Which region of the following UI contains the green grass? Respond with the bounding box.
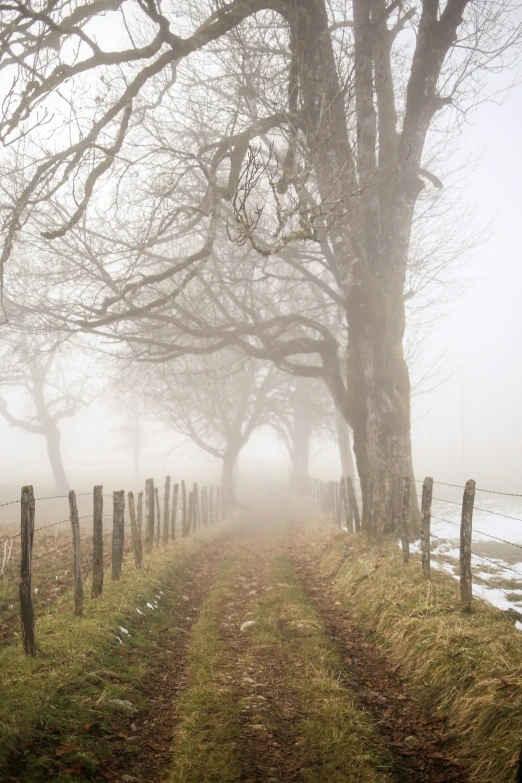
[168,526,394,782]
[169,557,245,783]
[250,554,394,783]
[304,522,522,783]
[0,524,234,782]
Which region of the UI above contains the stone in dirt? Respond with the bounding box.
[240,620,258,631]
[106,699,137,713]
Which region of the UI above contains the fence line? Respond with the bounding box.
[308,473,522,617]
[0,477,225,656]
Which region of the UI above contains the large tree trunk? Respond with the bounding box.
[44,425,70,494]
[347,271,414,534]
[290,0,420,535]
[221,448,239,510]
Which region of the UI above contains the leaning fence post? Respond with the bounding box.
[460,479,475,613]
[163,475,171,545]
[209,486,214,524]
[68,490,84,616]
[112,490,125,580]
[421,477,433,579]
[19,485,37,656]
[128,492,142,569]
[171,483,179,539]
[92,485,104,598]
[145,479,154,552]
[216,486,222,522]
[401,476,411,564]
[181,480,187,536]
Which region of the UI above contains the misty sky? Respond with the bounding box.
[1,67,521,493]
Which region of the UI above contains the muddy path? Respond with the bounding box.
[2,514,475,783]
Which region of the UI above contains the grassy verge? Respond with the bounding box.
[0,524,233,782]
[304,522,522,782]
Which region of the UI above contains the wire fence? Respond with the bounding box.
[311,473,522,622]
[0,478,224,655]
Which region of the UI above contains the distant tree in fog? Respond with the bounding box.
[0,331,94,492]
[131,354,285,507]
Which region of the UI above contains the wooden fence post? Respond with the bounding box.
[401,476,411,564]
[171,483,179,539]
[112,490,125,580]
[460,479,475,613]
[163,475,171,545]
[193,483,199,533]
[346,478,360,532]
[154,487,161,546]
[216,486,221,522]
[181,480,187,536]
[145,479,154,552]
[204,487,209,526]
[137,491,143,533]
[209,486,214,524]
[19,485,37,656]
[92,485,104,598]
[421,477,433,579]
[187,491,194,534]
[128,491,142,568]
[68,490,84,616]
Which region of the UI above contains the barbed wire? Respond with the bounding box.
[0,499,21,507]
[433,497,522,524]
[414,479,522,497]
[430,553,516,599]
[472,572,514,598]
[475,487,522,498]
[471,551,522,580]
[431,515,522,552]
[34,492,92,502]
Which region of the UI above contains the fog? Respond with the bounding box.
[2,82,521,493]
[1,2,521,505]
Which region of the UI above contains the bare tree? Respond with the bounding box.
[129,353,285,507]
[1,1,520,531]
[0,333,92,492]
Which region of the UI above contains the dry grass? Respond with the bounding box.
[303,522,522,783]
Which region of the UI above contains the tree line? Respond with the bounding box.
[0,0,519,528]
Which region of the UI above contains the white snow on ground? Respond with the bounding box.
[410,488,522,621]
